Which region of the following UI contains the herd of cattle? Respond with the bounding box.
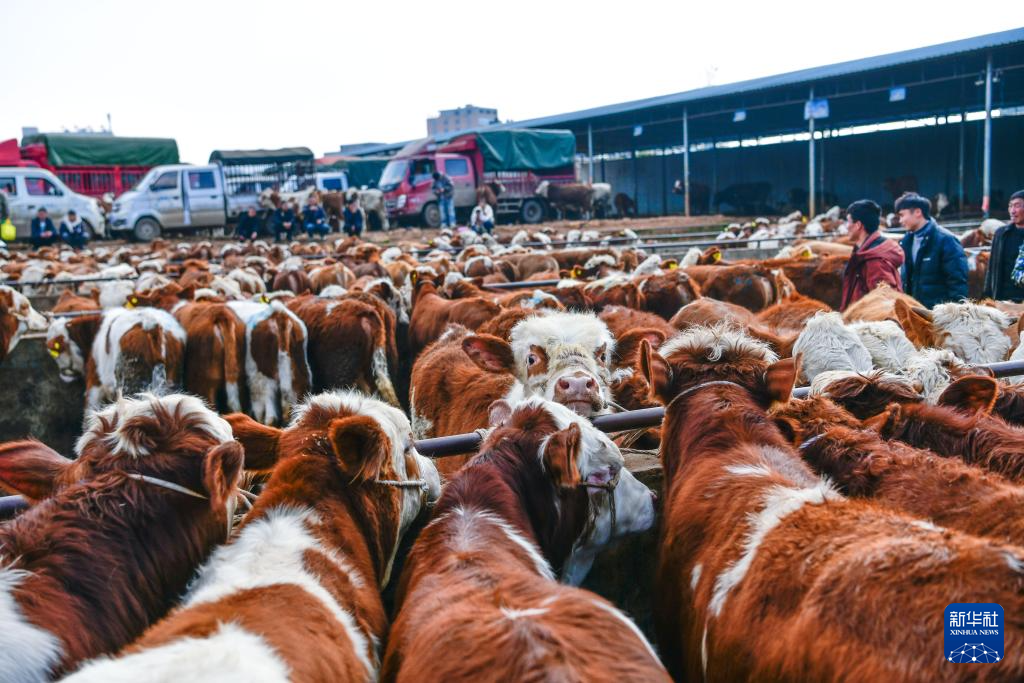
[0,218,1022,680]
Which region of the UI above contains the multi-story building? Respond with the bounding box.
[427,105,498,136]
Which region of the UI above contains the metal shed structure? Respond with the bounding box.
[357,29,1024,219]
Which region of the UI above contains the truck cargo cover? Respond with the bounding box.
[21,134,179,167]
[473,129,575,171]
[210,147,314,165]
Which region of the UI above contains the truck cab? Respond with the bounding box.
[381,153,476,228]
[108,164,228,241]
[0,167,106,239]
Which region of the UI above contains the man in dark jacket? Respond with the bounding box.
[840,199,904,310]
[273,205,296,243]
[30,208,58,249]
[303,197,329,240]
[237,207,263,242]
[342,196,364,238]
[897,192,968,308]
[983,190,1024,302]
[432,171,455,228]
[58,210,89,250]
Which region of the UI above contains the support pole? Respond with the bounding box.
[808,86,816,219]
[587,124,594,185]
[982,52,993,217]
[683,107,691,217]
[958,106,966,215]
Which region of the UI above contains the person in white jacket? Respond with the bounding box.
[470,197,495,235]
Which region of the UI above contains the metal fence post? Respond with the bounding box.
[683,107,691,217]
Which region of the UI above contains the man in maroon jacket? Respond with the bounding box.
[840,199,905,311]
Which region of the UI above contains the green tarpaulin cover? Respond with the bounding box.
[21,134,179,167]
[210,147,314,165]
[475,129,575,171]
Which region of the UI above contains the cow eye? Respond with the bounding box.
[527,354,539,366]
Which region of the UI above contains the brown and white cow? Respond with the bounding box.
[655,379,1024,681]
[0,285,48,363]
[797,423,1024,547]
[227,300,312,426]
[288,293,400,406]
[408,280,501,357]
[411,310,616,438]
[131,286,247,413]
[0,393,247,679]
[535,180,594,218]
[64,390,440,682]
[46,307,186,411]
[383,397,663,682]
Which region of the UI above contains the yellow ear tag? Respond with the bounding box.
[712,252,722,262]
[49,348,60,358]
[667,262,678,270]
[261,294,269,303]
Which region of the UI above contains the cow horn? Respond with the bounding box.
[911,306,933,321]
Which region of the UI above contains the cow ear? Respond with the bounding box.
[772,416,800,445]
[328,415,390,484]
[937,376,999,415]
[765,356,799,407]
[893,299,932,347]
[224,413,281,471]
[638,339,672,403]
[202,441,245,513]
[487,399,513,428]
[0,440,73,502]
[862,404,902,438]
[463,334,515,373]
[543,423,582,489]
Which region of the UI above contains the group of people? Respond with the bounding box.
[840,189,1024,310]
[431,171,496,235]
[236,194,367,243]
[30,207,88,250]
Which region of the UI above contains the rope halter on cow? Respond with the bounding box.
[123,472,254,538]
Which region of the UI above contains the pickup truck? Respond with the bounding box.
[108,147,315,241]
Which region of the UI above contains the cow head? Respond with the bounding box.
[46,314,100,382]
[226,390,441,586]
[463,311,616,417]
[485,397,656,585]
[0,394,244,528]
[639,323,797,409]
[808,370,923,420]
[129,281,195,311]
[0,285,48,354]
[534,180,550,198]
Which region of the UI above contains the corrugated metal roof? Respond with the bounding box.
[356,28,1024,155]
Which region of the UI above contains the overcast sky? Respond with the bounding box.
[2,1,1013,163]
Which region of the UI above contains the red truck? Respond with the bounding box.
[379,129,577,228]
[15,134,179,199]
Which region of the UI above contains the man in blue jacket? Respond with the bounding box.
[59,209,89,249]
[897,192,968,308]
[302,196,329,240]
[30,208,58,249]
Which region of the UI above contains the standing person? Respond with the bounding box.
[237,207,262,242]
[342,195,364,238]
[470,196,494,235]
[432,171,455,228]
[303,195,329,240]
[30,207,58,249]
[983,190,1024,302]
[273,203,296,243]
[897,192,968,308]
[58,209,89,250]
[839,199,904,310]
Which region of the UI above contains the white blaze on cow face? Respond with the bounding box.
[508,311,615,417]
[931,302,1014,365]
[521,398,656,585]
[46,317,86,382]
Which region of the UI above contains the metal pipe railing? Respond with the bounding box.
[3,358,1024,521]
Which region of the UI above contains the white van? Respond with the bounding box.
[0,167,106,239]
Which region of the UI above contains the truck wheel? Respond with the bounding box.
[133,218,161,242]
[520,198,545,224]
[422,202,442,229]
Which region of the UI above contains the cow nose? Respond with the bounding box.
[557,377,596,393]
